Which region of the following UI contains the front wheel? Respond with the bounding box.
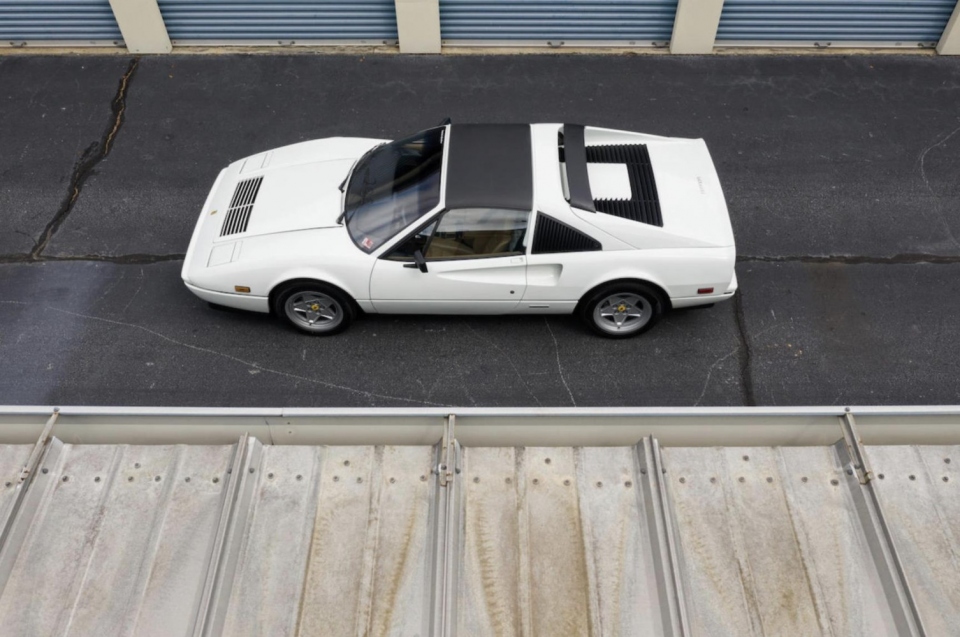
[579,283,663,338]
[273,282,355,336]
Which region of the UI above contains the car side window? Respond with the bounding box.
[387,220,438,260]
[424,208,529,260]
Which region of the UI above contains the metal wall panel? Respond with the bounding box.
[0,445,31,531]
[457,446,666,635]
[716,0,957,45]
[0,444,235,637]
[0,0,122,43]
[156,0,398,43]
[868,445,960,636]
[662,446,902,636]
[439,0,680,44]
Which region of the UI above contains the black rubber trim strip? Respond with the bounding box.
[445,124,533,211]
[561,124,595,213]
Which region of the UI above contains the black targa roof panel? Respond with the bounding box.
[445,124,533,211]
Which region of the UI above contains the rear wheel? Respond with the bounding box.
[273,282,355,336]
[579,282,663,338]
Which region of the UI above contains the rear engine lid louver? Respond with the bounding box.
[586,144,663,227]
[220,176,263,237]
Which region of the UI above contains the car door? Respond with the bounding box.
[369,207,529,314]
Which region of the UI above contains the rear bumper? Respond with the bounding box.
[185,282,270,313]
[671,270,737,309]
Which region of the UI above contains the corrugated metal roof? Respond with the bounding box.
[0,407,958,635]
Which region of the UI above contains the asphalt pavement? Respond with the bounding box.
[1,53,958,407]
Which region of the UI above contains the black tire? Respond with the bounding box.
[272,281,355,336]
[578,282,664,339]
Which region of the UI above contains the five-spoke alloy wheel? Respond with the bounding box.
[579,282,663,338]
[273,282,355,335]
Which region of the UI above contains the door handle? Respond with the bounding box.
[510,257,524,264]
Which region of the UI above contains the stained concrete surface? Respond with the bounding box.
[1,53,958,406]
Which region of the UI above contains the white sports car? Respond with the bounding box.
[182,123,736,338]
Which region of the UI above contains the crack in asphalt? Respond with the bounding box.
[738,254,960,265]
[733,291,756,407]
[0,253,185,265]
[29,57,139,260]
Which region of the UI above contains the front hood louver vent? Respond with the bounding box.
[220,176,263,237]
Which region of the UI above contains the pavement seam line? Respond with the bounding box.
[29,57,140,260]
[738,254,960,265]
[733,291,756,407]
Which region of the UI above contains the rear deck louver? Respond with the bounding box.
[220,176,263,237]
[586,144,663,227]
[532,214,601,254]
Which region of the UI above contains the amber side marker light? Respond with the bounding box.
[235,286,251,293]
[697,287,714,295]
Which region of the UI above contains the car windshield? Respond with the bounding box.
[344,127,444,253]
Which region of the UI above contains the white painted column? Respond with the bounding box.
[669,0,725,55]
[937,1,960,55]
[394,0,442,53]
[109,0,172,54]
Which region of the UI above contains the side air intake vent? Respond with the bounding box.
[586,144,662,227]
[220,176,263,237]
[532,214,602,254]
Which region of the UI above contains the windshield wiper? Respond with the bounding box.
[337,143,384,225]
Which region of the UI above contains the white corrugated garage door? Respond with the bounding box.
[0,0,123,46]
[439,0,680,46]
[716,0,958,47]
[156,0,398,45]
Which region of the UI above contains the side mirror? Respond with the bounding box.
[413,249,428,273]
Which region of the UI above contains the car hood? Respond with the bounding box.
[213,137,384,241]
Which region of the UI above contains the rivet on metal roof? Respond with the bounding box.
[909,475,916,481]
[766,477,773,483]
[473,477,480,483]
[679,477,686,484]
[333,476,340,482]
[296,475,303,481]
[624,481,632,488]
[831,479,839,486]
